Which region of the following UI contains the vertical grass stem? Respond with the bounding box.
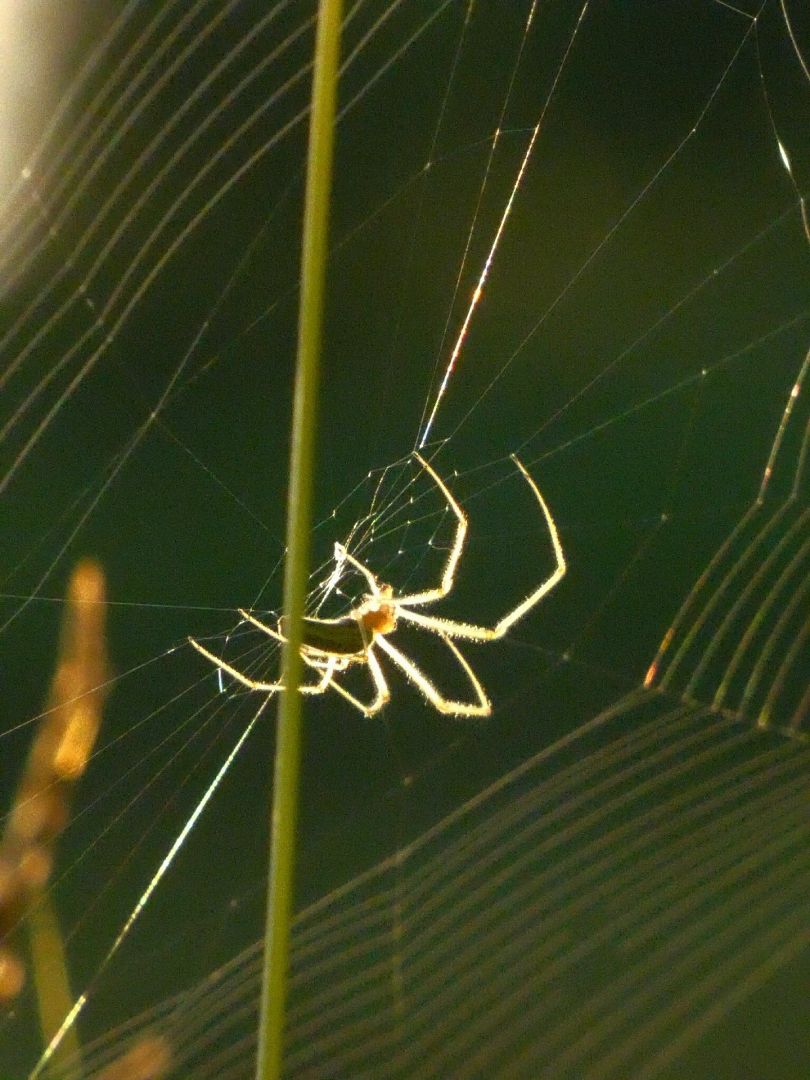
[255,2,343,1078]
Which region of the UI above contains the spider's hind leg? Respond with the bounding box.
[188,637,337,694]
[375,634,491,718]
[327,646,391,716]
[238,608,284,641]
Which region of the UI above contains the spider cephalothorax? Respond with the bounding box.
[190,453,565,717]
[355,584,397,640]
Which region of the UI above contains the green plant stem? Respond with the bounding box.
[255,2,343,1078]
[28,894,82,1080]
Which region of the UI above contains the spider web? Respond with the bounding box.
[1,0,809,1077]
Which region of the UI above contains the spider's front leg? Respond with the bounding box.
[390,453,468,608]
[395,456,566,641]
[238,607,284,641]
[188,636,339,694]
[334,543,383,596]
[326,645,391,717]
[375,634,491,718]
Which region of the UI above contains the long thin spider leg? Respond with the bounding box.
[335,544,382,595]
[327,646,390,716]
[240,604,360,666]
[188,638,337,694]
[190,455,563,716]
[390,452,468,608]
[336,454,468,610]
[395,455,565,638]
[366,648,392,712]
[238,608,284,641]
[375,634,491,718]
[340,454,470,610]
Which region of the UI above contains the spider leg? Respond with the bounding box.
[238,608,284,641]
[394,456,565,640]
[336,455,469,609]
[389,452,468,608]
[326,645,391,716]
[188,637,337,694]
[334,544,382,596]
[375,634,491,718]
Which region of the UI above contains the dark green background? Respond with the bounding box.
[1,1,808,1075]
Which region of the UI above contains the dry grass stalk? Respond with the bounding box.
[1,558,108,1025]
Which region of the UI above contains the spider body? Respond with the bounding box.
[190,453,565,718]
[355,588,397,638]
[284,614,368,657]
[280,593,396,658]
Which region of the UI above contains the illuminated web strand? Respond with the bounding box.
[757,364,805,501]
[746,538,810,727]
[75,701,810,1077]
[440,7,767,464]
[713,516,809,707]
[0,2,453,492]
[417,126,535,449]
[0,1,145,253]
[385,0,476,426]
[755,15,810,248]
[642,82,810,691]
[418,1,590,449]
[681,507,805,701]
[644,348,810,689]
[29,697,270,1080]
[415,0,538,445]
[780,0,810,86]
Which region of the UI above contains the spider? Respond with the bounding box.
[189,453,565,718]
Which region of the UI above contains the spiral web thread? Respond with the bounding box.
[65,364,810,1080]
[3,1,808,1075]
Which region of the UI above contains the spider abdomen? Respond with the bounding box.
[278,615,366,657]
